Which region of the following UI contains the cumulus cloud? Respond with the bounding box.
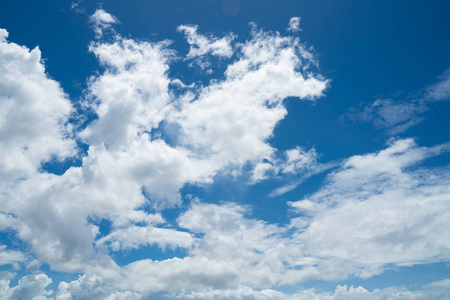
[70,1,85,14]
[426,69,450,101]
[0,245,27,267]
[171,144,450,286]
[174,25,327,177]
[2,274,449,300]
[0,9,328,288]
[0,274,52,300]
[96,225,193,251]
[178,24,235,60]
[1,7,449,299]
[347,98,427,135]
[282,146,319,174]
[0,28,75,184]
[176,283,450,300]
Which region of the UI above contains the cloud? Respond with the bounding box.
[0,245,27,267]
[288,17,302,32]
[79,21,327,209]
[282,146,319,174]
[80,34,212,208]
[346,70,450,134]
[1,8,449,299]
[90,9,119,38]
[96,225,193,251]
[178,24,235,68]
[174,25,327,176]
[251,145,321,183]
[289,138,450,279]
[144,140,450,288]
[175,283,450,300]
[0,274,52,300]
[0,10,328,288]
[0,29,75,184]
[426,69,450,101]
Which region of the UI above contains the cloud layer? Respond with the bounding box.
[0,8,449,299]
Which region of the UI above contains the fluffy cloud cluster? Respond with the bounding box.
[0,29,74,184]
[1,274,449,299]
[0,8,449,299]
[178,24,235,59]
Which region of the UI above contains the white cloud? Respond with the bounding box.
[289,139,450,279]
[2,273,449,300]
[175,283,450,300]
[0,212,16,231]
[178,25,235,70]
[0,245,27,267]
[0,28,75,184]
[174,26,327,175]
[54,274,144,300]
[269,161,340,197]
[347,70,450,134]
[426,69,450,101]
[2,8,449,299]
[178,24,235,59]
[90,9,119,38]
[78,20,327,212]
[0,12,328,285]
[349,98,427,135]
[288,17,302,32]
[0,274,52,300]
[251,162,276,182]
[282,146,319,174]
[70,1,85,14]
[96,225,193,251]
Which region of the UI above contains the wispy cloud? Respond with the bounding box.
[287,17,302,32]
[269,160,340,197]
[345,70,450,134]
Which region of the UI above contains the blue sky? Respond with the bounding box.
[0,0,450,299]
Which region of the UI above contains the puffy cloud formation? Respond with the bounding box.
[0,29,74,184]
[0,9,449,299]
[177,24,235,71]
[1,275,450,299]
[176,283,450,300]
[0,274,52,300]
[178,25,235,59]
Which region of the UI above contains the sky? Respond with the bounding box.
[0,0,450,299]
